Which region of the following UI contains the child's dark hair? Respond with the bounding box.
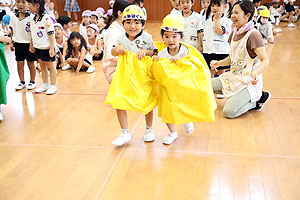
[160,29,183,38]
[233,0,255,22]
[206,0,231,19]
[253,0,261,3]
[133,0,144,5]
[104,0,132,29]
[57,15,71,27]
[67,32,87,56]
[263,3,270,9]
[26,0,45,16]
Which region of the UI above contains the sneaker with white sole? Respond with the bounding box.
[216,94,225,99]
[26,82,37,90]
[162,132,178,145]
[62,64,72,71]
[252,91,271,111]
[15,82,25,90]
[46,86,57,95]
[35,85,49,93]
[112,131,131,146]
[288,23,295,28]
[144,127,155,142]
[184,122,194,134]
[292,16,297,23]
[86,66,96,73]
[0,112,3,121]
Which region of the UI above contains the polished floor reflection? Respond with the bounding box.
[1,22,300,200]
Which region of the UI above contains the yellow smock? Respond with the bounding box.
[151,42,217,124]
[105,51,158,114]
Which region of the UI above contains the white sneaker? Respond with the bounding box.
[144,127,155,142]
[292,16,297,23]
[45,86,57,95]
[162,132,178,145]
[112,131,131,146]
[35,85,49,93]
[274,28,282,33]
[275,18,280,26]
[62,64,72,71]
[0,112,3,121]
[216,94,226,99]
[184,122,194,134]
[15,82,25,90]
[72,22,78,26]
[86,66,95,73]
[288,23,295,28]
[26,82,37,90]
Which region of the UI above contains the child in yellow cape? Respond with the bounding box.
[152,14,217,145]
[105,5,158,146]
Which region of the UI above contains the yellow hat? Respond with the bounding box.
[122,5,145,21]
[160,14,184,32]
[259,9,270,18]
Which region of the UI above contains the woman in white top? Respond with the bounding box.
[210,0,270,118]
[102,0,131,84]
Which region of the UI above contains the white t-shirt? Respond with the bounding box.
[158,44,189,59]
[116,31,157,53]
[79,22,89,40]
[284,0,295,3]
[102,21,124,82]
[181,11,203,49]
[0,0,7,11]
[30,13,55,49]
[170,8,181,15]
[9,10,32,43]
[203,15,232,54]
[270,5,284,17]
[142,7,147,21]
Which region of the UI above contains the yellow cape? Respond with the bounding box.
[152,42,217,124]
[105,51,158,114]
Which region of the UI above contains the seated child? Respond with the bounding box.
[270,0,284,26]
[257,9,274,44]
[79,10,91,40]
[91,11,98,24]
[86,23,103,60]
[54,23,67,68]
[65,31,95,74]
[57,15,71,38]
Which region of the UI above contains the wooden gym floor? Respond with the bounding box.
[1,22,300,200]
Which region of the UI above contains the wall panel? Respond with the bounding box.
[52,0,300,22]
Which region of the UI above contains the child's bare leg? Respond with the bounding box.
[17,61,25,82]
[116,109,128,129]
[27,61,36,82]
[288,12,293,23]
[39,60,48,84]
[67,11,71,18]
[45,61,56,85]
[166,123,176,132]
[73,13,77,21]
[145,110,153,127]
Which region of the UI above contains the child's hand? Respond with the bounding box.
[49,48,55,57]
[210,60,219,72]
[115,45,126,56]
[29,45,35,53]
[71,0,74,7]
[214,11,221,21]
[251,72,258,85]
[137,49,147,59]
[170,57,178,62]
[10,44,15,51]
[74,70,80,76]
[153,55,160,60]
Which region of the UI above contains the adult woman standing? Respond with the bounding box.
[210,0,270,119]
